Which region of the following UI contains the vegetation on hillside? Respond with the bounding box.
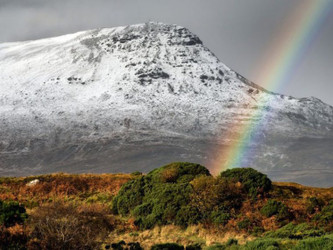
[0,162,332,249]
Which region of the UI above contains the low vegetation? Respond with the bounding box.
[219,168,272,198]
[260,199,291,221]
[0,162,332,249]
[0,200,27,227]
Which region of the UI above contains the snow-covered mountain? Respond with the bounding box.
[0,22,332,186]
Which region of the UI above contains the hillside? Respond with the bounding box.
[0,162,332,249]
[0,22,333,186]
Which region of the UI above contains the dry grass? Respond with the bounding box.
[273,182,333,199]
[0,173,134,206]
[0,174,332,248]
[107,224,255,249]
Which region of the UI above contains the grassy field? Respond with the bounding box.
[0,163,332,249]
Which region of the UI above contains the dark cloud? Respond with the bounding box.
[0,0,332,105]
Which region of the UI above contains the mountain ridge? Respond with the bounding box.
[0,22,332,185]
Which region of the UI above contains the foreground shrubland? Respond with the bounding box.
[0,162,332,249]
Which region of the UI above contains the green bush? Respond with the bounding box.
[219,168,272,198]
[110,240,126,250]
[148,162,210,184]
[175,205,201,227]
[85,192,113,204]
[314,200,333,226]
[132,202,153,217]
[244,238,280,250]
[226,238,238,246]
[151,243,184,250]
[0,200,27,227]
[190,176,242,223]
[112,176,147,215]
[237,217,251,230]
[252,226,265,236]
[205,244,226,250]
[112,162,210,229]
[306,197,324,214]
[260,199,291,220]
[134,214,158,229]
[210,211,231,226]
[127,242,143,250]
[185,243,202,250]
[140,183,194,228]
[265,223,324,239]
[293,235,333,250]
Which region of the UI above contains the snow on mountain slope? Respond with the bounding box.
[0,22,332,184]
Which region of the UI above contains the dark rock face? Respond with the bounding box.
[136,67,170,85]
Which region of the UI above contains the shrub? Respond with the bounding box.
[29,202,116,249]
[186,243,202,250]
[219,168,272,198]
[175,205,201,227]
[244,238,280,250]
[210,211,231,226]
[0,225,28,249]
[110,240,126,250]
[237,217,251,230]
[151,243,184,250]
[265,223,324,239]
[134,214,158,229]
[306,197,324,214]
[190,176,242,223]
[252,226,265,236]
[293,235,333,250]
[260,199,291,220]
[148,162,211,184]
[113,163,246,229]
[226,238,238,246]
[315,200,333,227]
[112,176,146,215]
[86,192,113,204]
[127,242,143,250]
[132,202,153,217]
[135,182,193,228]
[113,162,211,229]
[0,200,27,227]
[205,244,226,250]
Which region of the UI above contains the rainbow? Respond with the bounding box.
[212,0,333,174]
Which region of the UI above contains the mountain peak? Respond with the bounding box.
[102,21,202,45]
[76,21,203,60]
[0,23,332,182]
[0,22,332,132]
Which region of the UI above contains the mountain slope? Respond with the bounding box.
[0,22,332,186]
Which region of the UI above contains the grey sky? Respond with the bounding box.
[0,0,332,105]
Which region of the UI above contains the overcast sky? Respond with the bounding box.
[0,0,332,105]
